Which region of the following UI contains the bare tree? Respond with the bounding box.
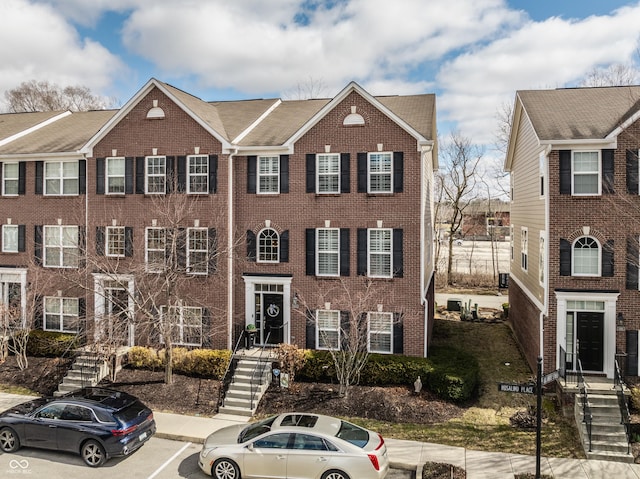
[4,80,116,113]
[282,77,329,100]
[579,63,639,87]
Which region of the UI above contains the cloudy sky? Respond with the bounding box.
[1,0,639,150]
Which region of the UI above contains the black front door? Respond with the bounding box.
[577,312,604,371]
[262,293,284,344]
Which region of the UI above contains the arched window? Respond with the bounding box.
[258,228,279,263]
[572,236,600,276]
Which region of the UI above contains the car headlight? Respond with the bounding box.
[200,447,217,457]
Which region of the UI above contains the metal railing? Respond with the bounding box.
[249,330,272,410]
[577,359,593,452]
[614,359,631,455]
[217,328,245,409]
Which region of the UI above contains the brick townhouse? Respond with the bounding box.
[505,85,640,378]
[0,79,437,357]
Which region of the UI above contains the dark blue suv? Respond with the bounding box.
[0,387,156,467]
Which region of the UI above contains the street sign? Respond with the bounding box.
[497,382,536,394]
[541,369,559,385]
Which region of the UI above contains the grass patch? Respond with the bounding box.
[0,384,38,396]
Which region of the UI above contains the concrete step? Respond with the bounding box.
[586,450,634,463]
[218,405,254,417]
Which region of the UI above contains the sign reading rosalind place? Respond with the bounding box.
[497,382,536,394]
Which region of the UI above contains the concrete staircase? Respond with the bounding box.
[54,352,109,397]
[218,356,272,417]
[575,385,633,463]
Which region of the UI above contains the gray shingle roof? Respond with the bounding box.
[0,111,63,142]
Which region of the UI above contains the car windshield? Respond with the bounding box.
[336,420,369,448]
[238,415,278,443]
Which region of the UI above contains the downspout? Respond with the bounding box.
[227,149,237,350]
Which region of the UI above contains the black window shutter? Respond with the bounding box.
[340,228,350,276]
[202,308,212,348]
[18,162,26,195]
[393,313,403,354]
[627,237,639,290]
[602,239,614,277]
[357,228,367,275]
[357,153,367,192]
[246,230,256,262]
[176,228,186,268]
[125,227,134,257]
[393,229,404,278]
[96,158,105,194]
[18,225,25,252]
[35,161,43,195]
[208,228,217,273]
[626,330,638,376]
[125,157,134,194]
[78,226,86,269]
[34,225,42,265]
[34,295,43,330]
[559,150,571,194]
[602,149,615,194]
[280,155,289,193]
[135,157,145,194]
[247,156,257,194]
[627,149,639,195]
[177,156,187,192]
[306,154,316,193]
[340,311,351,351]
[96,227,105,256]
[166,156,175,193]
[306,228,316,275]
[79,159,86,194]
[280,230,289,263]
[0,163,3,194]
[341,153,350,193]
[78,297,86,320]
[305,309,316,349]
[560,238,571,276]
[209,155,218,193]
[393,152,404,193]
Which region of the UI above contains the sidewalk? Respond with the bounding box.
[2,392,640,478]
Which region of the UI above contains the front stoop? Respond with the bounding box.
[218,355,273,417]
[53,352,110,397]
[574,387,634,463]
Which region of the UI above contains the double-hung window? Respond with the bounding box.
[258,228,279,263]
[572,151,600,195]
[369,152,392,193]
[258,156,279,194]
[317,154,340,194]
[43,297,79,333]
[317,228,339,276]
[188,155,209,193]
[146,156,166,194]
[161,305,203,346]
[368,312,392,353]
[368,228,392,278]
[2,225,18,253]
[146,227,166,272]
[106,226,125,257]
[106,157,126,194]
[521,227,528,272]
[2,163,19,196]
[45,160,79,195]
[44,225,79,268]
[316,310,340,350]
[187,228,208,274]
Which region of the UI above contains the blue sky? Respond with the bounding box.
[1,0,639,153]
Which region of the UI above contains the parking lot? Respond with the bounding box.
[0,436,414,478]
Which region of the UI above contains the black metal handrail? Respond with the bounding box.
[577,359,593,452]
[614,359,631,455]
[249,330,272,410]
[217,329,245,409]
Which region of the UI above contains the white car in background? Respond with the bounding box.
[198,412,389,479]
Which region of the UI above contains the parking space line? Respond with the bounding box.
[147,442,192,479]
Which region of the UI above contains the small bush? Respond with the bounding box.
[27,330,81,357]
[275,344,306,383]
[126,346,231,379]
[126,346,162,370]
[427,345,479,402]
[630,386,640,413]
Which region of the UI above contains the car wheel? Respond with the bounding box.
[212,458,241,479]
[81,439,106,467]
[322,470,351,479]
[0,427,20,453]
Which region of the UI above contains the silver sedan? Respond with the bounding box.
[198,413,389,479]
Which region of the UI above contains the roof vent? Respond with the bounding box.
[147,100,165,119]
[343,106,365,126]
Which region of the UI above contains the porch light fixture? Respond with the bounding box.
[617,312,625,330]
[292,293,299,309]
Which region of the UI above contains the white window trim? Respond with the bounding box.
[145,156,166,194]
[257,228,279,264]
[571,150,601,196]
[316,153,340,194]
[539,231,545,286]
[368,228,393,278]
[257,156,280,194]
[161,305,203,346]
[316,309,340,351]
[2,225,18,253]
[187,227,208,275]
[43,225,79,268]
[520,227,528,272]
[43,296,79,333]
[316,228,339,277]
[145,227,166,272]
[571,236,601,277]
[368,311,393,354]
[44,160,79,196]
[106,157,126,195]
[368,152,393,194]
[106,226,125,258]
[2,162,19,196]
[187,155,209,194]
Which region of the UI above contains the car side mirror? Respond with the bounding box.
[247,443,254,451]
